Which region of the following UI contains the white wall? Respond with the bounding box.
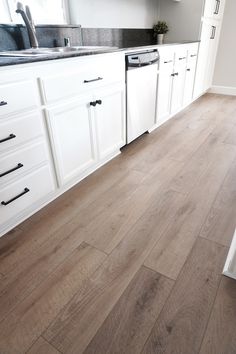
[213,0,236,90]
[69,0,159,28]
[159,0,204,42]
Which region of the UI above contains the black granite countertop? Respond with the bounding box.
[0,41,200,67]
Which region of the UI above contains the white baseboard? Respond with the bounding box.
[209,85,236,96]
[223,229,236,280]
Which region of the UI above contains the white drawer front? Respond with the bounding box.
[0,165,55,226]
[0,141,49,185]
[0,80,40,117]
[41,54,125,103]
[187,43,199,64]
[159,47,175,69]
[0,112,45,153]
[175,46,188,66]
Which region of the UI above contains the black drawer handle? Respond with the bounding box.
[90,101,97,107]
[179,57,186,60]
[84,77,103,84]
[1,187,30,206]
[190,54,197,57]
[0,163,23,178]
[96,100,102,105]
[0,101,7,107]
[0,134,16,144]
[164,60,173,64]
[175,72,179,76]
[187,68,191,71]
[171,73,175,77]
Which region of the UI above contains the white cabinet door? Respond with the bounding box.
[47,96,97,186]
[156,65,174,125]
[194,20,220,98]
[171,64,186,114]
[183,63,197,107]
[204,0,225,20]
[94,83,126,160]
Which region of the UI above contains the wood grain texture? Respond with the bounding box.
[200,277,236,354]
[144,141,236,279]
[200,157,236,246]
[142,238,228,354]
[0,243,106,354]
[44,191,184,354]
[84,266,174,354]
[27,337,60,354]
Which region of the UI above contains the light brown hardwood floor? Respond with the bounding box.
[0,93,236,354]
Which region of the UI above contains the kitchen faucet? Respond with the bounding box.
[16,2,39,49]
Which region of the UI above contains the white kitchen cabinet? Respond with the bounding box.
[46,96,97,186]
[194,20,221,98]
[170,64,186,114]
[183,64,196,107]
[94,83,126,160]
[204,0,226,20]
[156,62,173,125]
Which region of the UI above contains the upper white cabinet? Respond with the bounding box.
[203,0,226,20]
[194,19,221,98]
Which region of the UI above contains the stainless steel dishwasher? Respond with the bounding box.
[126,49,159,144]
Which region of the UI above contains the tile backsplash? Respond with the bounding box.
[0,24,155,51]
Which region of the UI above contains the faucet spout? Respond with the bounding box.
[16,2,39,49]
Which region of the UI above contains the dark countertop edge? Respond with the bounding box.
[0,41,200,68]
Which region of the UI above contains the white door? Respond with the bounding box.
[194,20,212,98]
[171,64,186,114]
[46,96,97,186]
[127,64,158,143]
[204,0,225,20]
[156,63,174,126]
[94,83,126,160]
[183,62,197,107]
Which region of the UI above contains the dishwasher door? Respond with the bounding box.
[126,63,158,144]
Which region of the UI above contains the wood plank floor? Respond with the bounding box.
[0,93,236,354]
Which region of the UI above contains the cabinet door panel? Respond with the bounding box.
[94,83,126,160]
[171,65,186,114]
[156,67,173,125]
[47,97,97,186]
[183,63,197,107]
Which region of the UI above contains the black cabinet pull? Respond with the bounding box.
[171,73,175,77]
[187,68,191,71]
[214,0,220,14]
[190,54,197,58]
[210,26,216,39]
[164,60,173,64]
[0,101,7,107]
[90,101,97,107]
[179,57,186,60]
[0,163,23,178]
[0,134,16,144]
[175,72,179,76]
[84,77,103,84]
[96,100,102,105]
[1,187,30,206]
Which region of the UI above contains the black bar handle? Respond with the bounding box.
[0,163,23,178]
[164,60,173,64]
[96,100,102,105]
[187,68,191,71]
[1,188,30,206]
[190,54,197,57]
[0,101,7,107]
[214,0,220,14]
[210,26,216,39]
[179,57,186,60]
[171,73,175,77]
[175,72,179,76]
[90,101,97,107]
[84,77,103,84]
[0,134,16,144]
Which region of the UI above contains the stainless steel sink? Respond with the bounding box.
[0,46,114,57]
